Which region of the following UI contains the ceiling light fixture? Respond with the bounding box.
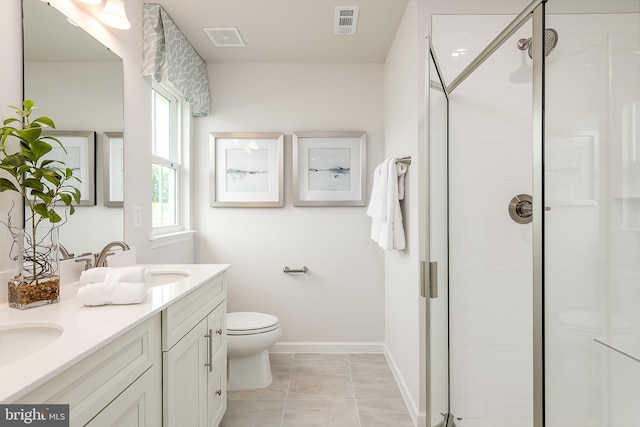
[76,0,103,4]
[98,0,131,30]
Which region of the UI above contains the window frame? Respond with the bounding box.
[151,81,187,237]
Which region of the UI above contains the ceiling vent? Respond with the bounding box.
[203,27,246,47]
[334,6,359,35]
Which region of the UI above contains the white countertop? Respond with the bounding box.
[0,263,230,403]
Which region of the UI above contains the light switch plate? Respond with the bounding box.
[133,207,142,228]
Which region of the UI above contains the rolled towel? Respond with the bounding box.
[77,271,148,306]
[80,266,149,285]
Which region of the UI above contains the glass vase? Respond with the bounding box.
[7,226,60,309]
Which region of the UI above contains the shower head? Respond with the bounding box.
[517,28,558,59]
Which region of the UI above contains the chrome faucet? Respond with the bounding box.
[59,244,74,260]
[95,241,130,267]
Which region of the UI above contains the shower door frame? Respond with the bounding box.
[425,0,547,425]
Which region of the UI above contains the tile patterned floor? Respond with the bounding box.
[220,353,415,427]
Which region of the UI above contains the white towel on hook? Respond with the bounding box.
[367,157,406,250]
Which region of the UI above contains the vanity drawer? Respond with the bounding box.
[16,315,161,426]
[162,272,226,351]
[208,354,227,427]
[208,300,227,361]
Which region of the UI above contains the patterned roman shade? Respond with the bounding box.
[142,3,210,116]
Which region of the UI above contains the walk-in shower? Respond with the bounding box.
[424,0,639,426]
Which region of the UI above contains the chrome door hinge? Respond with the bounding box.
[429,261,438,298]
[420,261,438,298]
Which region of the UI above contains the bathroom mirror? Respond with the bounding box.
[22,0,125,257]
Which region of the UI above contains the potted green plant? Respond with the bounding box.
[0,100,81,309]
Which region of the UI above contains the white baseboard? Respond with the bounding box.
[384,343,420,427]
[270,341,385,353]
[416,413,426,426]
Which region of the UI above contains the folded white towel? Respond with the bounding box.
[80,266,149,285]
[77,271,148,306]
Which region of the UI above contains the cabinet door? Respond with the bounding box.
[207,303,227,427]
[86,365,161,427]
[163,319,208,427]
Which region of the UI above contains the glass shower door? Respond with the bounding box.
[426,41,451,427]
[543,2,640,426]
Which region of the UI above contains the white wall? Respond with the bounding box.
[382,0,424,423]
[194,62,386,346]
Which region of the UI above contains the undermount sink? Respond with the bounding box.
[148,271,190,287]
[0,322,64,366]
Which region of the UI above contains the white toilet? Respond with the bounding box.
[226,312,281,391]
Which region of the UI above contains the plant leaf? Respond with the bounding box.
[33,203,49,218]
[23,178,44,192]
[15,127,42,145]
[0,177,19,192]
[48,210,62,223]
[30,139,53,160]
[32,116,55,128]
[1,154,24,168]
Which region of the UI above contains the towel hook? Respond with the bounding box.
[396,156,411,165]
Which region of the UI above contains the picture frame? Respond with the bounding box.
[292,131,366,206]
[209,132,284,207]
[103,132,124,207]
[42,130,96,206]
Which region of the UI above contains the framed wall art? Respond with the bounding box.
[209,132,284,207]
[103,132,124,207]
[42,130,96,206]
[292,131,366,206]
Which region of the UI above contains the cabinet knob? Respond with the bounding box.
[216,329,223,335]
[216,389,222,396]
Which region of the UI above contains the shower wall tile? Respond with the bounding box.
[449,142,531,164]
[451,398,486,419]
[485,400,532,421]
[453,344,516,366]
[449,124,525,144]
[442,11,534,423]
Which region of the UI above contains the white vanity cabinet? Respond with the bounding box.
[15,315,162,427]
[2,265,230,427]
[162,272,227,427]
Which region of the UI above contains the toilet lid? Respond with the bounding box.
[227,312,279,335]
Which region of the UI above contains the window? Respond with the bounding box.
[152,82,187,235]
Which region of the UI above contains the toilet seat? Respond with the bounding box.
[227,312,280,336]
